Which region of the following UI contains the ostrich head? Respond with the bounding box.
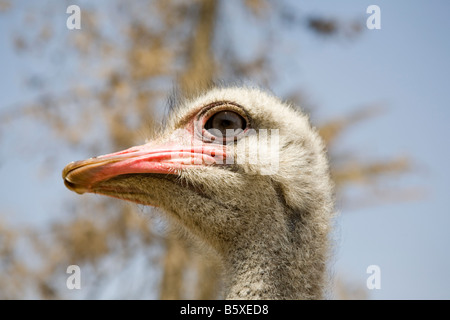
[62,87,334,299]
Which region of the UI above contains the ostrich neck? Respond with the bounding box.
[222,221,327,300]
[223,245,296,299]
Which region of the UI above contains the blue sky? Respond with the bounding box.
[293,1,450,299]
[1,1,450,299]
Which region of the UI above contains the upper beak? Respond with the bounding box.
[62,134,226,195]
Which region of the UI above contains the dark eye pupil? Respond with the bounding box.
[205,111,246,137]
[216,119,233,131]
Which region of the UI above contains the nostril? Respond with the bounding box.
[64,179,86,195]
[64,178,76,190]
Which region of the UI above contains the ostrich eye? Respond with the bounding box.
[205,111,246,137]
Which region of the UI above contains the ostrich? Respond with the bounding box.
[62,87,334,300]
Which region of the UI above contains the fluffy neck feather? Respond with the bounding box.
[221,205,330,300]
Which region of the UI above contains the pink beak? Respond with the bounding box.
[62,135,226,195]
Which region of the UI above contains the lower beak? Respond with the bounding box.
[62,140,226,195]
